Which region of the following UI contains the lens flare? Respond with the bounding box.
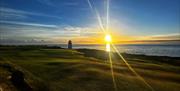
[108,52,117,91]
[106,0,110,31]
[106,43,110,52]
[105,34,111,42]
[87,0,106,33]
[111,44,154,91]
[105,34,112,52]
[86,0,154,91]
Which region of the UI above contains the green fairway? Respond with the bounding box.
[0,46,180,91]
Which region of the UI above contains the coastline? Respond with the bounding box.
[76,48,180,66]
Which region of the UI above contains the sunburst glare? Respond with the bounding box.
[105,34,112,52]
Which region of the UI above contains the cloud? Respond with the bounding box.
[50,26,101,38]
[0,38,52,45]
[61,26,102,36]
[142,33,180,40]
[0,7,61,19]
[1,20,179,44]
[0,20,57,28]
[0,11,27,20]
[114,33,180,44]
[0,23,102,44]
[37,0,79,7]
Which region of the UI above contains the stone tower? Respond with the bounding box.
[68,40,72,49]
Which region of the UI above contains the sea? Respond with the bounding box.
[59,44,180,57]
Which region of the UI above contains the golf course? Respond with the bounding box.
[0,46,180,91]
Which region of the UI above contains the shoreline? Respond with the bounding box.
[76,48,180,66]
[1,44,180,58]
[0,45,179,66]
[77,48,180,58]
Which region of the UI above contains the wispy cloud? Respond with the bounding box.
[0,7,61,19]
[37,0,79,7]
[114,33,180,44]
[1,20,179,44]
[141,33,180,40]
[0,20,57,28]
[0,23,102,44]
[0,11,27,20]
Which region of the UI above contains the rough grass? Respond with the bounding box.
[0,46,180,91]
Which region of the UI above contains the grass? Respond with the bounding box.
[0,46,180,91]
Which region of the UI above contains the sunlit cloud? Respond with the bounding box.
[113,33,180,44]
[1,20,179,44]
[0,23,103,44]
[146,33,180,40]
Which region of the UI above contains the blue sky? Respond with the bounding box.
[0,0,180,44]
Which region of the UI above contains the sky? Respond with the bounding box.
[0,0,180,44]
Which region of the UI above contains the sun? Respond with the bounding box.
[105,34,112,43]
[105,34,112,52]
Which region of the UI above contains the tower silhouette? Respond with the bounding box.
[68,40,72,49]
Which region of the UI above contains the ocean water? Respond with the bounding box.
[60,44,180,57]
